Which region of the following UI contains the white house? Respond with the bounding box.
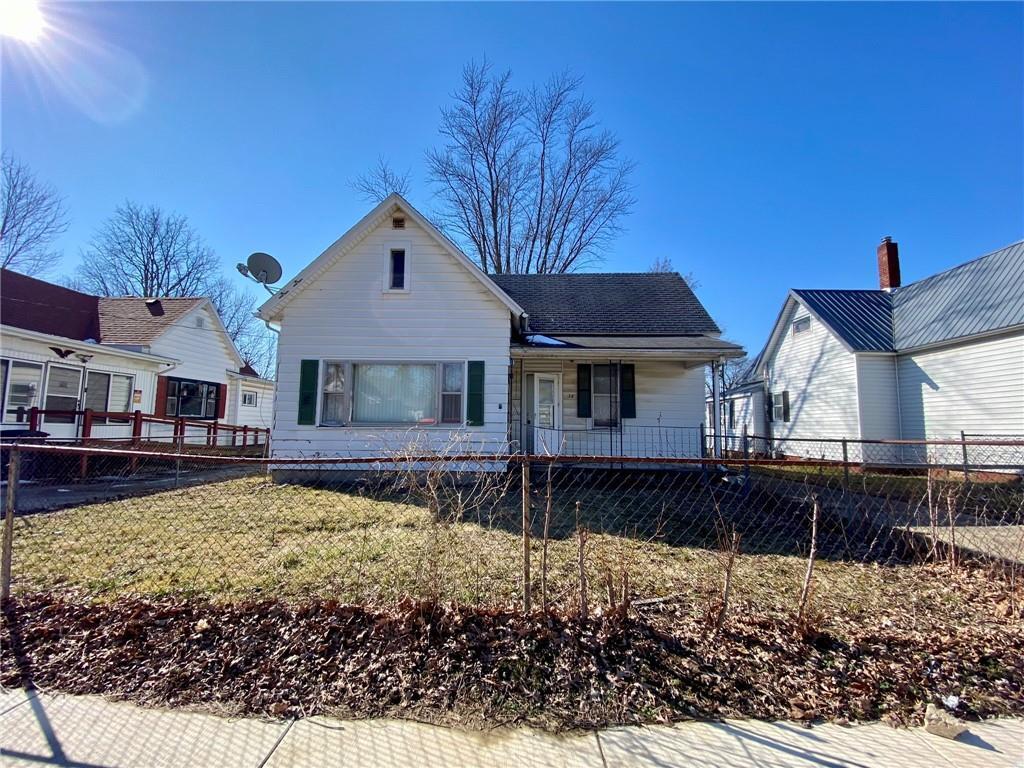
[257,194,744,465]
[0,269,275,445]
[722,238,1024,463]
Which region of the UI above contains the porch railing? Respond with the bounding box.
[516,424,704,459]
[5,407,269,449]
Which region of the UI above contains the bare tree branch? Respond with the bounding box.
[350,156,412,203]
[428,61,634,274]
[77,201,275,377]
[1,152,69,276]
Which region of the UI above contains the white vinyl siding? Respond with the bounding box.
[766,301,860,457]
[272,210,510,457]
[855,354,901,463]
[897,330,1024,440]
[226,377,275,431]
[148,305,237,385]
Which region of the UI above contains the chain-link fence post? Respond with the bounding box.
[841,439,850,490]
[960,430,970,484]
[521,458,531,612]
[1,445,20,602]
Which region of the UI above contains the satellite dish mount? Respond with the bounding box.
[236,252,283,295]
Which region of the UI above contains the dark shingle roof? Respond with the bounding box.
[97,297,206,345]
[791,289,894,352]
[491,273,721,336]
[892,240,1024,349]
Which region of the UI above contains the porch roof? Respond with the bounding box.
[510,334,745,360]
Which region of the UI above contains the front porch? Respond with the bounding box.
[508,337,740,459]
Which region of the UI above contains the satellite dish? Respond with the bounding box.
[246,252,282,285]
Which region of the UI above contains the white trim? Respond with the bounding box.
[256,194,526,322]
[382,241,412,294]
[0,324,178,366]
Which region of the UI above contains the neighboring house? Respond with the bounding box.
[0,269,275,443]
[257,194,744,466]
[723,238,1024,462]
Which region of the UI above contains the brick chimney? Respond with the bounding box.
[877,236,900,291]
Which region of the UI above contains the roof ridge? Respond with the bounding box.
[893,238,1024,294]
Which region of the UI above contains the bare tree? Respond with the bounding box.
[77,201,219,297]
[428,61,634,274]
[351,156,412,203]
[1,153,69,276]
[77,201,275,377]
[648,255,674,273]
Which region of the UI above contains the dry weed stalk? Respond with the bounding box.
[946,487,960,572]
[576,500,589,620]
[541,462,553,611]
[713,517,741,633]
[797,492,821,629]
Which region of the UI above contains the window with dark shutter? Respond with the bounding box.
[576,364,591,418]
[620,364,636,419]
[466,361,485,426]
[298,360,319,425]
[782,391,791,422]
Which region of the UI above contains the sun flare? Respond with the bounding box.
[1,0,46,43]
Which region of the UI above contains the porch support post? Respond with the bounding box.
[712,358,723,459]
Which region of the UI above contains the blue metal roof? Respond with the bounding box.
[791,289,894,352]
[788,240,1024,353]
[892,240,1024,350]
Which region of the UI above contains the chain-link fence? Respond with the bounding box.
[2,439,1021,614]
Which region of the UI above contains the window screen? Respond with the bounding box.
[4,361,42,423]
[44,366,82,423]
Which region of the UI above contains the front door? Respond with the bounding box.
[532,373,562,454]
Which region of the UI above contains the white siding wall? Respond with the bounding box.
[855,354,901,463]
[898,330,1024,445]
[227,378,275,431]
[149,305,238,385]
[766,302,861,458]
[272,213,511,458]
[724,389,768,454]
[0,330,162,439]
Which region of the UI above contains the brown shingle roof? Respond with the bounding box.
[97,297,206,345]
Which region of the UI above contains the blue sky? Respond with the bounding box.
[3,1,1022,355]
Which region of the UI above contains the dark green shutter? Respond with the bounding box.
[620,364,636,419]
[576,364,591,418]
[298,359,319,425]
[466,361,485,426]
[782,391,790,423]
[766,391,774,423]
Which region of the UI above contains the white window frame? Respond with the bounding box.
[591,363,620,428]
[382,241,411,293]
[241,390,258,407]
[1,358,45,425]
[316,360,467,428]
[792,316,811,334]
[43,363,84,424]
[84,369,135,424]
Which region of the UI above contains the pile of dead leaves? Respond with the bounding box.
[2,592,1021,731]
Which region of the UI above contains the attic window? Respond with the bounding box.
[792,317,811,334]
[392,216,405,229]
[195,316,205,329]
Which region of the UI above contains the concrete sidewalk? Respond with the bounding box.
[1,688,1020,767]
